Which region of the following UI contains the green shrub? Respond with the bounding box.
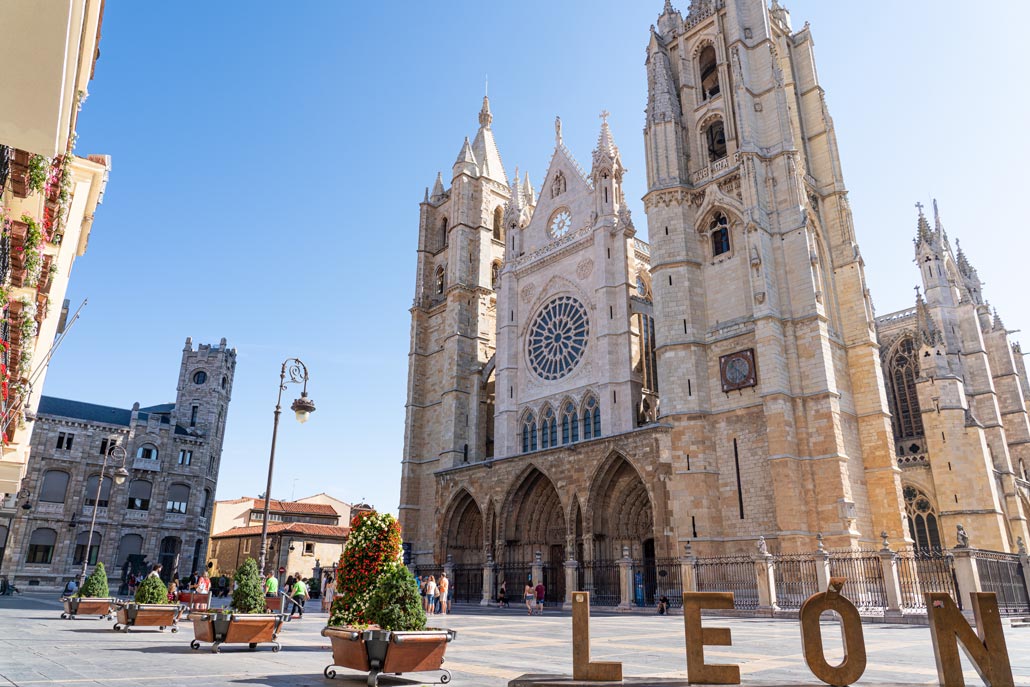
[329,509,426,631]
[231,558,265,614]
[78,562,109,598]
[134,575,169,604]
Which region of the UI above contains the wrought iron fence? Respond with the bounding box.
[974,550,1030,615]
[577,560,621,606]
[637,558,683,608]
[772,553,819,609]
[497,562,534,606]
[828,550,886,613]
[451,564,483,604]
[0,146,9,191]
[896,548,957,611]
[542,564,565,604]
[694,555,758,610]
[0,230,9,287]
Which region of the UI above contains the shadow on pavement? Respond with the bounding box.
[232,674,422,687]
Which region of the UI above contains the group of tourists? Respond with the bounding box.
[264,571,310,618]
[167,569,212,602]
[415,573,450,615]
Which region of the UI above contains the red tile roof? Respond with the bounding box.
[212,522,350,539]
[250,499,339,516]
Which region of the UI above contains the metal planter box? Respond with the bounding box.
[61,597,117,620]
[190,612,285,653]
[113,602,182,633]
[322,626,456,686]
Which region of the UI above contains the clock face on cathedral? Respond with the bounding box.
[528,296,589,381]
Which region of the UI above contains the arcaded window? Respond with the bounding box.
[582,396,600,440]
[73,530,102,565]
[699,45,720,100]
[705,119,727,162]
[540,407,557,449]
[888,336,924,442]
[710,212,730,256]
[561,402,579,444]
[26,528,57,564]
[127,480,152,511]
[84,475,112,508]
[904,486,942,551]
[521,412,537,453]
[493,206,504,241]
[167,483,190,514]
[39,470,69,503]
[435,266,445,295]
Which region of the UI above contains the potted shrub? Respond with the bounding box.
[190,558,285,653]
[62,563,117,620]
[322,510,455,685]
[114,574,182,632]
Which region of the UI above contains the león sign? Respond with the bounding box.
[571,579,1014,687]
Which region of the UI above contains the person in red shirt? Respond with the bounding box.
[534,582,545,615]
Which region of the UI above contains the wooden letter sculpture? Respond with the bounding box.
[682,592,741,684]
[926,592,1013,687]
[799,577,867,686]
[572,592,623,681]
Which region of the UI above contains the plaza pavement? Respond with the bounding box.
[0,593,1027,686]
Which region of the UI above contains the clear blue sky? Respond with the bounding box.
[47,1,1030,513]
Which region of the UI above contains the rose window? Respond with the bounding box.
[527,296,589,381]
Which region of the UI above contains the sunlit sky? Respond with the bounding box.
[44,1,1030,513]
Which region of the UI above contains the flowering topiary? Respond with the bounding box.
[231,558,266,614]
[329,510,426,631]
[78,562,109,598]
[134,575,169,604]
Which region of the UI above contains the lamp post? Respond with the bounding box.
[80,445,128,585]
[258,358,315,576]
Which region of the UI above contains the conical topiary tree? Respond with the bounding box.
[231,558,265,614]
[79,562,110,597]
[134,574,169,604]
[329,510,426,631]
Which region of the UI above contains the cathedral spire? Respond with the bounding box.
[471,96,508,185]
[914,202,933,245]
[430,171,446,203]
[453,137,478,178]
[916,289,944,349]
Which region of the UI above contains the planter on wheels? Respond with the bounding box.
[113,603,182,633]
[190,612,285,653]
[61,597,117,620]
[322,626,456,686]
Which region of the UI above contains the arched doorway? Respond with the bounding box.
[504,467,566,564]
[590,455,654,561]
[443,490,484,565]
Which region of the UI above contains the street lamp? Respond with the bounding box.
[258,358,315,576]
[80,444,128,585]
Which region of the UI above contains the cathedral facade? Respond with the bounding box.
[398,0,1030,576]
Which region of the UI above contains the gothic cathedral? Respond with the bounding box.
[398,0,1030,576]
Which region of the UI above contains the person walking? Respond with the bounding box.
[523,583,535,615]
[534,581,546,615]
[291,576,309,618]
[424,575,438,616]
[497,580,508,608]
[264,572,279,598]
[438,573,450,615]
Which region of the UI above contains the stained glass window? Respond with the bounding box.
[527,296,589,381]
[904,485,941,551]
[888,337,924,441]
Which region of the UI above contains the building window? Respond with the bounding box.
[582,396,601,440]
[200,489,210,518]
[903,486,942,551]
[193,370,207,385]
[26,528,57,564]
[84,475,112,508]
[521,412,537,453]
[242,539,251,554]
[540,407,557,449]
[221,375,228,390]
[561,402,579,444]
[304,542,315,556]
[699,44,720,101]
[493,206,504,241]
[56,432,74,450]
[137,444,159,461]
[887,336,925,442]
[99,438,119,456]
[73,531,102,565]
[39,470,69,503]
[441,217,448,248]
[710,212,730,256]
[190,405,199,427]
[166,484,190,514]
[436,266,445,295]
[178,449,193,466]
[116,534,143,569]
[705,119,727,162]
[126,480,152,511]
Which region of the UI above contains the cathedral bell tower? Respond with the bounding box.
[641,0,905,552]
[399,98,510,565]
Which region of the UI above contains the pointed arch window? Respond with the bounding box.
[540,407,557,449]
[435,266,445,295]
[561,402,579,444]
[440,217,448,248]
[903,486,942,551]
[699,45,720,101]
[710,212,730,256]
[521,412,537,453]
[493,207,504,241]
[582,396,600,440]
[705,118,727,162]
[888,337,924,441]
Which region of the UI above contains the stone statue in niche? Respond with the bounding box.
[955,524,969,548]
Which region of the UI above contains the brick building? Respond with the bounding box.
[399,0,1030,594]
[0,337,235,589]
